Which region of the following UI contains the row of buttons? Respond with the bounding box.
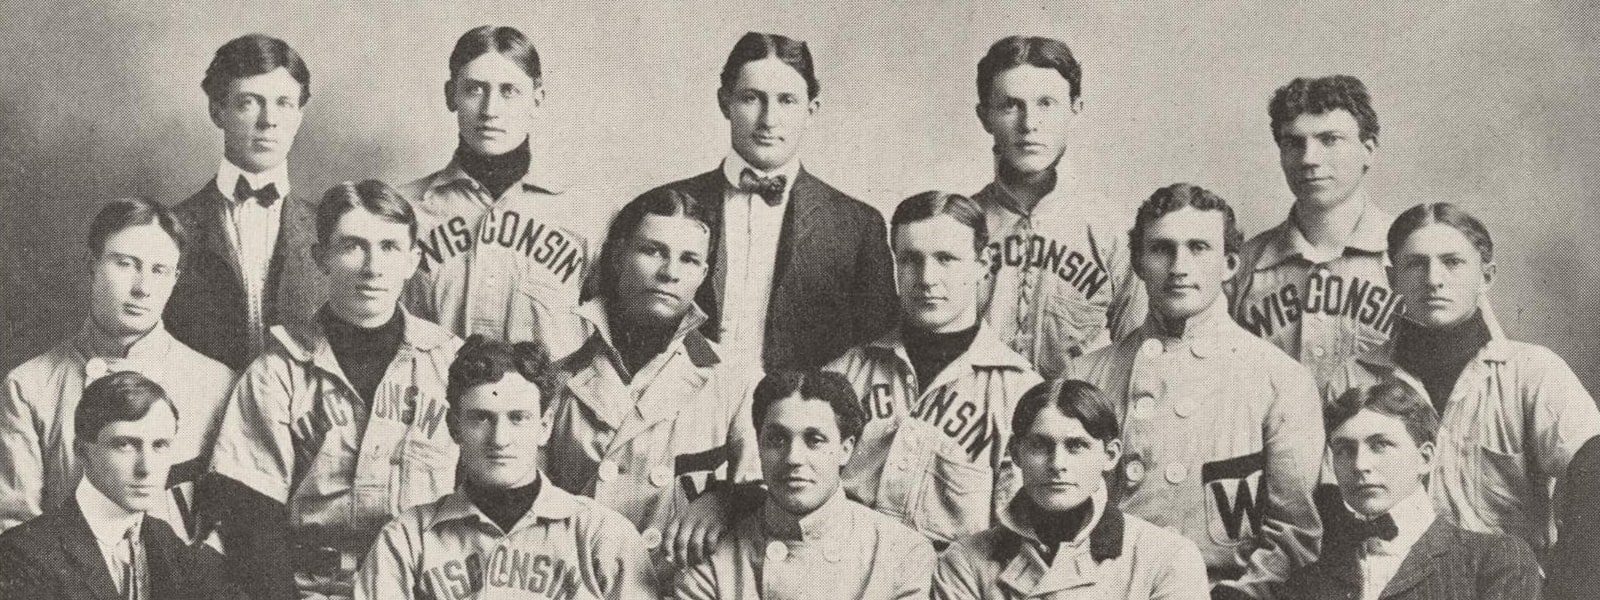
[597,460,676,487]
[1125,460,1188,485]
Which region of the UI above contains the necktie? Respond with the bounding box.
[1351,513,1399,542]
[738,168,787,206]
[122,525,147,600]
[233,175,281,208]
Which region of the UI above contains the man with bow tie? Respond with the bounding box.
[1287,380,1538,600]
[165,33,326,371]
[629,31,897,371]
[0,199,235,549]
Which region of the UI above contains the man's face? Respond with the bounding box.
[90,224,182,341]
[314,209,418,325]
[77,405,178,513]
[612,214,710,329]
[1389,223,1493,329]
[449,52,543,157]
[894,215,982,334]
[719,58,817,171]
[1136,207,1237,322]
[758,394,854,516]
[1013,407,1119,512]
[1276,109,1375,211]
[210,67,305,174]
[449,376,547,490]
[1329,409,1433,517]
[978,65,1080,177]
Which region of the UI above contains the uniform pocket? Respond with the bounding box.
[1038,295,1107,374]
[1475,445,1531,531]
[397,434,458,512]
[916,444,993,544]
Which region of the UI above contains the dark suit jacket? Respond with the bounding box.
[1547,433,1600,600]
[165,180,325,370]
[637,166,897,370]
[0,500,241,600]
[1285,518,1539,600]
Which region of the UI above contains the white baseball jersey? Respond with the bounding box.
[355,475,658,600]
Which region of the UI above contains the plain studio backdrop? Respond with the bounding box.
[2,0,1597,392]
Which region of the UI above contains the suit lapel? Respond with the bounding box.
[194,180,246,290]
[57,501,123,600]
[770,167,823,291]
[264,192,317,325]
[685,169,730,342]
[1380,520,1453,599]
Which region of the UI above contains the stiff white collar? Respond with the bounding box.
[215,157,291,201]
[75,477,144,547]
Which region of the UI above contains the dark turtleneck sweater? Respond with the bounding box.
[455,137,530,199]
[323,308,404,403]
[1034,498,1094,564]
[1395,310,1492,414]
[607,306,676,383]
[464,476,541,533]
[904,324,980,389]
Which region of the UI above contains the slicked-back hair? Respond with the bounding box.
[976,35,1082,105]
[449,25,542,86]
[315,180,418,245]
[584,188,716,303]
[1010,379,1119,445]
[1326,379,1441,446]
[1129,182,1244,262]
[447,335,556,410]
[891,191,988,253]
[1388,202,1495,264]
[751,369,865,443]
[719,32,820,100]
[75,371,179,443]
[202,33,311,106]
[88,198,187,259]
[1269,75,1379,143]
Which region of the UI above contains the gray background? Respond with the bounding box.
[3,0,1597,393]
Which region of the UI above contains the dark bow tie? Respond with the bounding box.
[738,168,787,206]
[1350,513,1399,542]
[233,175,281,208]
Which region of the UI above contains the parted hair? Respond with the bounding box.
[449,25,542,85]
[1325,379,1441,445]
[1269,75,1379,143]
[584,188,716,303]
[891,191,989,253]
[1011,379,1119,444]
[315,179,418,245]
[202,33,311,106]
[751,369,866,443]
[75,371,179,443]
[88,198,187,258]
[976,36,1082,104]
[1130,182,1244,260]
[720,32,820,100]
[1388,202,1495,264]
[447,335,556,410]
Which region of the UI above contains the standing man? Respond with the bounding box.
[1,198,234,545]
[970,35,1145,380]
[1230,75,1399,386]
[204,181,463,600]
[633,31,897,371]
[1065,184,1324,600]
[400,25,602,360]
[166,33,325,371]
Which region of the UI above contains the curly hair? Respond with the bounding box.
[1269,75,1379,143]
[1129,183,1244,261]
[446,335,556,410]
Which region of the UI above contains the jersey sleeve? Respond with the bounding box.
[890,531,937,600]
[353,512,422,600]
[1525,347,1600,478]
[1149,531,1211,600]
[726,368,762,485]
[0,372,43,531]
[1105,229,1148,343]
[208,357,297,503]
[582,509,659,600]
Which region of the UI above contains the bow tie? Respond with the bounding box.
[233,175,281,208]
[1349,513,1399,542]
[738,168,787,206]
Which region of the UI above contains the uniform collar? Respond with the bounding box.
[721,151,801,200]
[423,157,562,201]
[760,488,855,546]
[429,472,580,533]
[998,485,1123,563]
[573,298,717,368]
[1357,304,1513,373]
[274,306,454,366]
[76,477,145,548]
[1255,193,1388,271]
[868,324,1033,373]
[75,321,177,363]
[979,169,1084,218]
[1138,297,1242,359]
[215,157,291,201]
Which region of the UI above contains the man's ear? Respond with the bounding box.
[1224,251,1242,280]
[535,404,554,447]
[208,100,225,128]
[444,80,458,113]
[1101,438,1123,474]
[1417,440,1436,474]
[445,410,461,444]
[311,242,330,275]
[838,436,856,467]
[716,88,732,119]
[1481,261,1496,293]
[1069,96,1084,115]
[806,97,821,118]
[528,86,545,110]
[975,102,994,135]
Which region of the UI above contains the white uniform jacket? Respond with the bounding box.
[1322,312,1600,555]
[1063,301,1324,600]
[0,323,234,542]
[972,179,1146,380]
[826,326,1042,545]
[355,474,658,600]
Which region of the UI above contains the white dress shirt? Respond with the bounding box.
[76,478,145,596]
[1355,488,1436,600]
[214,158,289,355]
[718,152,800,369]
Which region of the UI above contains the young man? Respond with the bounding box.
[0,373,239,600]
[1287,380,1540,599]
[675,370,936,599]
[1,199,234,545]
[166,33,325,370]
[970,35,1145,380]
[934,379,1208,599]
[632,31,897,371]
[828,191,1042,546]
[355,337,656,599]
[1064,183,1324,600]
[204,180,463,600]
[400,25,602,360]
[1229,75,1399,386]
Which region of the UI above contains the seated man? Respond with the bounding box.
[675,370,936,599]
[356,336,655,599]
[1287,380,1539,599]
[0,372,239,599]
[934,379,1207,599]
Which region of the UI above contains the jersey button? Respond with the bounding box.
[1311,347,1327,359]
[1131,394,1155,420]
[641,528,663,549]
[1165,464,1188,484]
[598,460,621,481]
[765,541,789,562]
[650,466,674,487]
[1125,460,1146,483]
[1174,399,1195,418]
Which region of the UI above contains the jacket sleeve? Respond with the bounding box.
[1104,226,1148,343]
[851,207,899,350]
[0,372,43,531]
[203,358,299,600]
[891,534,937,600]
[1150,533,1211,600]
[1478,534,1542,600]
[930,542,986,600]
[353,513,421,600]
